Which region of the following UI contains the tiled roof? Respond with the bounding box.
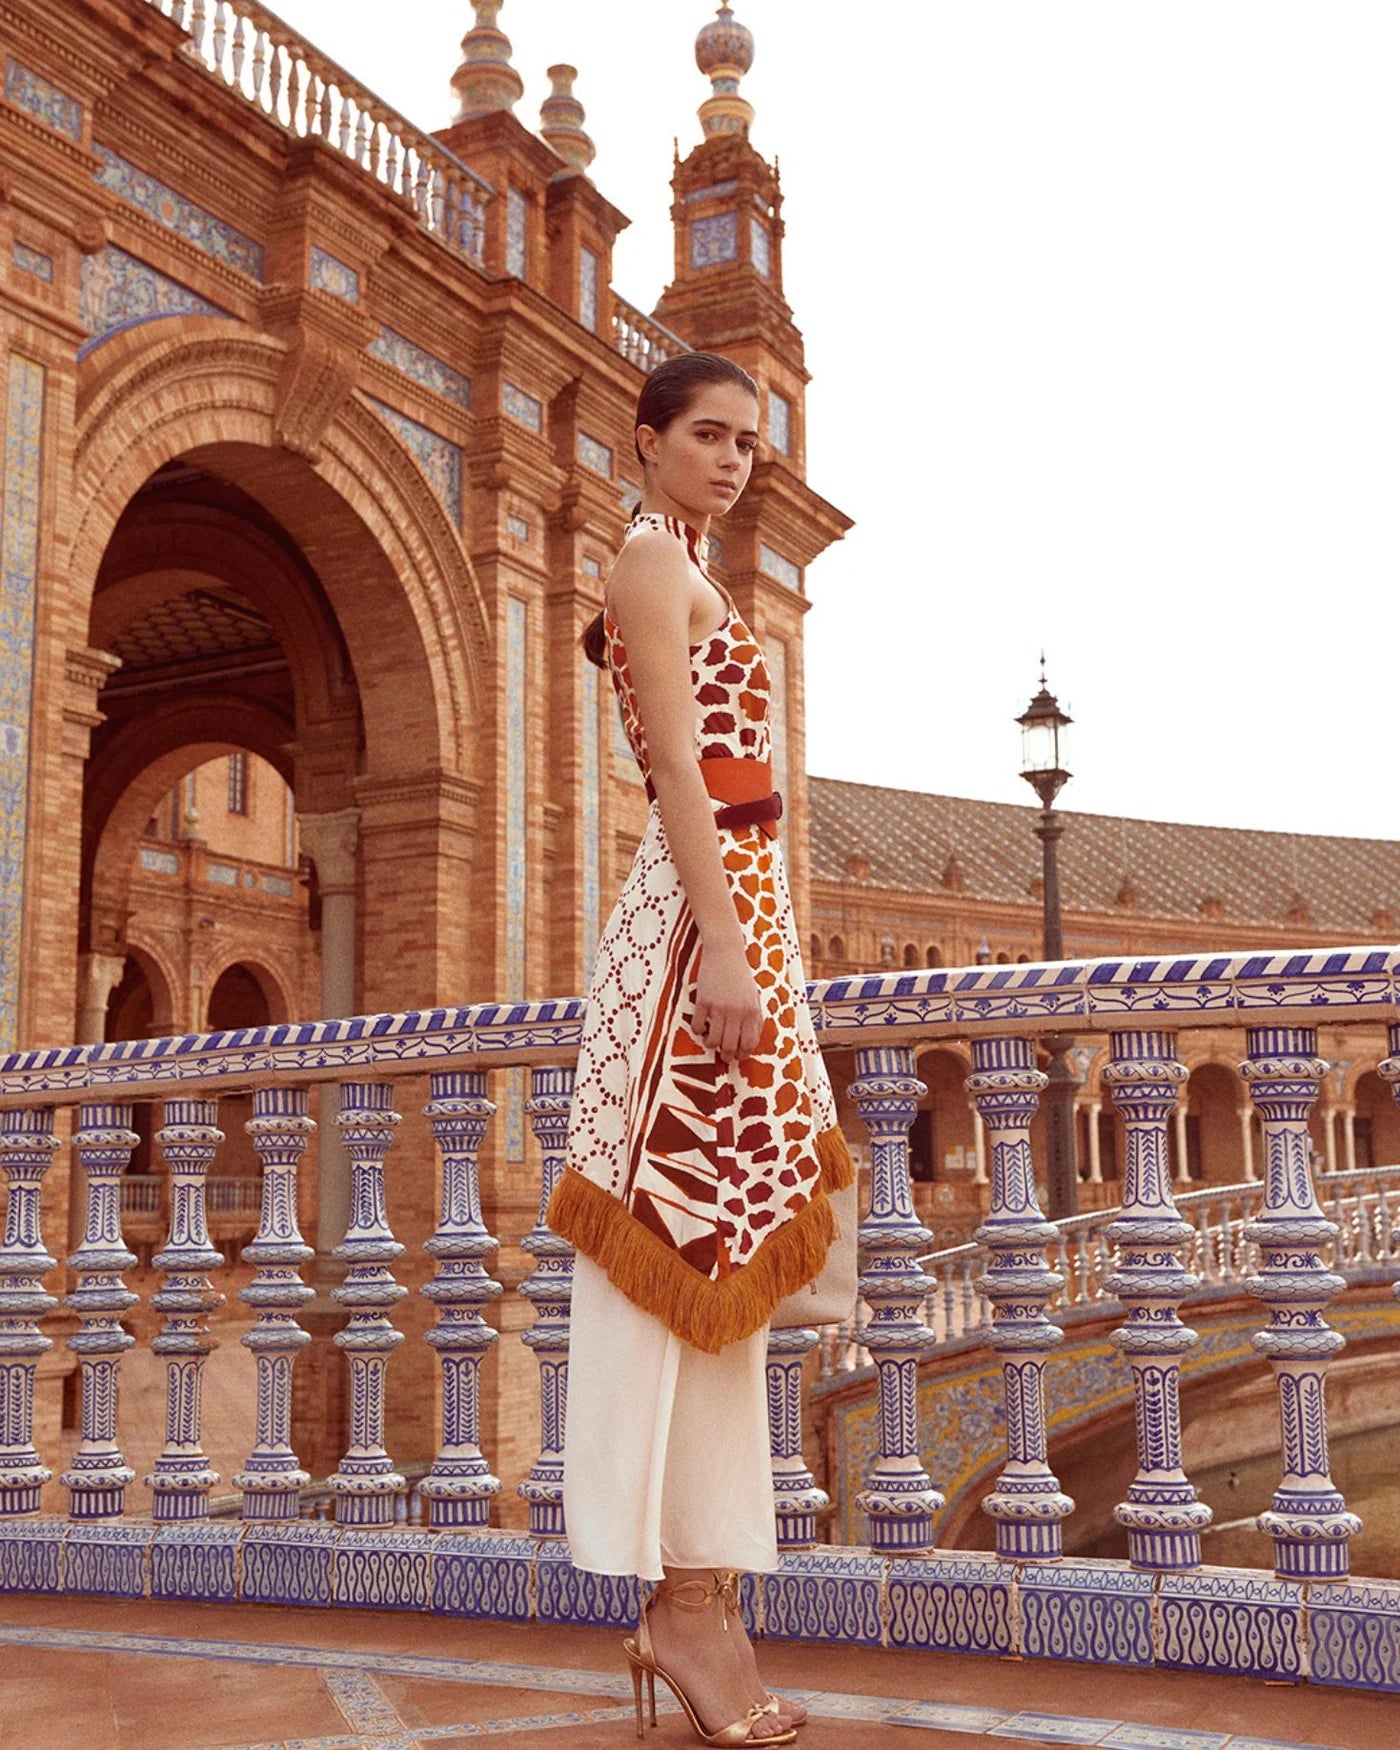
[808,776,1400,934]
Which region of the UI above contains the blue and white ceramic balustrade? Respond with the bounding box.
[1241,1026,1361,1579]
[327,1081,407,1527]
[62,1102,140,1521]
[965,1037,1074,1559]
[147,1098,226,1520]
[0,1108,59,1515]
[420,1069,501,1530]
[1380,1019,1400,1302]
[0,951,1393,1687]
[235,1086,316,1520]
[847,1045,943,1552]
[1101,1030,1212,1570]
[519,1066,575,1537]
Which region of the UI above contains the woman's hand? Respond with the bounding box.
[693,940,765,1062]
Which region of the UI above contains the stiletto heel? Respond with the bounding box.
[621,1578,796,1746]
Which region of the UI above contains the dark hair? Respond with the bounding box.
[581,352,759,669]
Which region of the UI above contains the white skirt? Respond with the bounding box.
[563,1254,779,1582]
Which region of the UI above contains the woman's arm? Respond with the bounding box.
[607,531,764,1062]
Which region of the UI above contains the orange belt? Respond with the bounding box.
[645,757,783,840]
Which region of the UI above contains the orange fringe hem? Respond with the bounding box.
[546,1121,855,1355]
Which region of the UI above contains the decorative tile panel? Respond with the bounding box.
[884,1552,1013,1655]
[239,1522,336,1607]
[766,638,789,820]
[582,658,600,970]
[506,187,527,278]
[578,245,598,330]
[582,555,602,578]
[92,145,264,277]
[331,1531,430,1612]
[577,431,612,477]
[536,1552,642,1628]
[759,543,801,590]
[430,1533,533,1620]
[690,211,738,268]
[1018,1558,1155,1667]
[762,1549,886,1645]
[62,1525,152,1598]
[768,389,792,455]
[683,180,739,203]
[0,354,45,1051]
[4,58,82,141]
[308,245,359,303]
[618,478,642,513]
[367,326,471,409]
[502,382,543,432]
[0,1521,64,1594]
[1307,1577,1400,1691]
[506,513,529,541]
[151,1522,241,1602]
[366,398,463,526]
[11,242,53,283]
[138,847,178,875]
[750,216,771,277]
[504,594,527,1160]
[1157,1567,1304,1680]
[78,245,231,357]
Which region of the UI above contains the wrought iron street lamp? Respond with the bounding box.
[1018,663,1078,1216]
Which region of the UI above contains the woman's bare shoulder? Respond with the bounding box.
[606,526,691,624]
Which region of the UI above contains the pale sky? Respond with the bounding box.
[272,2,1400,841]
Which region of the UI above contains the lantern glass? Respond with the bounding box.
[1021,714,1061,776]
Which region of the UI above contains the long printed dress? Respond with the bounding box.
[549,511,853,1578]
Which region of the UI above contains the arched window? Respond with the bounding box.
[809,933,822,963]
[925,945,943,967]
[829,935,845,961]
[902,943,919,968]
[995,951,1011,965]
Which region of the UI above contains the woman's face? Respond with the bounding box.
[638,381,760,522]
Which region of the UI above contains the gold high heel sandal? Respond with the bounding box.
[623,1576,798,1745]
[715,1571,807,1731]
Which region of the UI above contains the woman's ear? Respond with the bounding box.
[636,423,659,467]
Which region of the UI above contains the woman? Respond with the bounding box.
[547,351,852,1746]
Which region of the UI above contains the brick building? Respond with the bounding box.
[3,0,1396,1512]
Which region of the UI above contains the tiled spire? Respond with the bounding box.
[695,4,755,139]
[451,1,524,121]
[539,64,595,171]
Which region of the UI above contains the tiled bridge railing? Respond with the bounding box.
[1,948,1400,1690]
[819,1162,1400,1371]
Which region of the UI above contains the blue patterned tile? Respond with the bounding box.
[1306,1576,1400,1693]
[367,327,471,409]
[886,1699,1013,1731]
[502,382,543,432]
[990,1715,1119,1744]
[0,1520,64,1593]
[332,1531,430,1611]
[78,244,231,358]
[62,1524,152,1598]
[92,144,264,277]
[536,1553,642,1628]
[690,211,738,267]
[759,544,800,590]
[1019,1558,1155,1668]
[761,1550,885,1646]
[885,1552,1014,1655]
[151,1522,241,1601]
[309,245,358,302]
[577,431,612,477]
[1100,1727,1230,1750]
[1157,1567,1303,1681]
[430,1535,532,1621]
[240,1523,336,1607]
[5,57,82,140]
[11,241,53,282]
[366,397,462,525]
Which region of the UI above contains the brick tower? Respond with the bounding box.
[654,6,852,929]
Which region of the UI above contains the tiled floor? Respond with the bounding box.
[0,1595,1391,1750]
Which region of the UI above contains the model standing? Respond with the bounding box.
[547,351,851,1745]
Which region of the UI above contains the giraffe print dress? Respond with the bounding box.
[549,512,852,1578]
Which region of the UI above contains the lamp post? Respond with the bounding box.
[1018,663,1078,1218]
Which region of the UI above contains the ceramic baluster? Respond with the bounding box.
[519,1066,573,1537]
[61,1103,139,1520]
[848,1046,942,1551]
[0,1109,59,1514]
[767,1319,829,1549]
[146,1100,225,1520]
[327,1081,407,1526]
[419,1070,501,1530]
[966,1036,1074,1559]
[1102,1031,1212,1569]
[235,1087,315,1519]
[1241,1026,1360,1578]
[1379,1021,1400,1300]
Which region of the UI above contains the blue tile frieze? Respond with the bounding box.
[10,242,53,283]
[367,326,471,410]
[78,245,232,358]
[308,245,359,303]
[690,211,738,268]
[502,382,543,432]
[365,397,463,526]
[0,355,45,1051]
[4,58,82,142]
[92,145,264,278]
